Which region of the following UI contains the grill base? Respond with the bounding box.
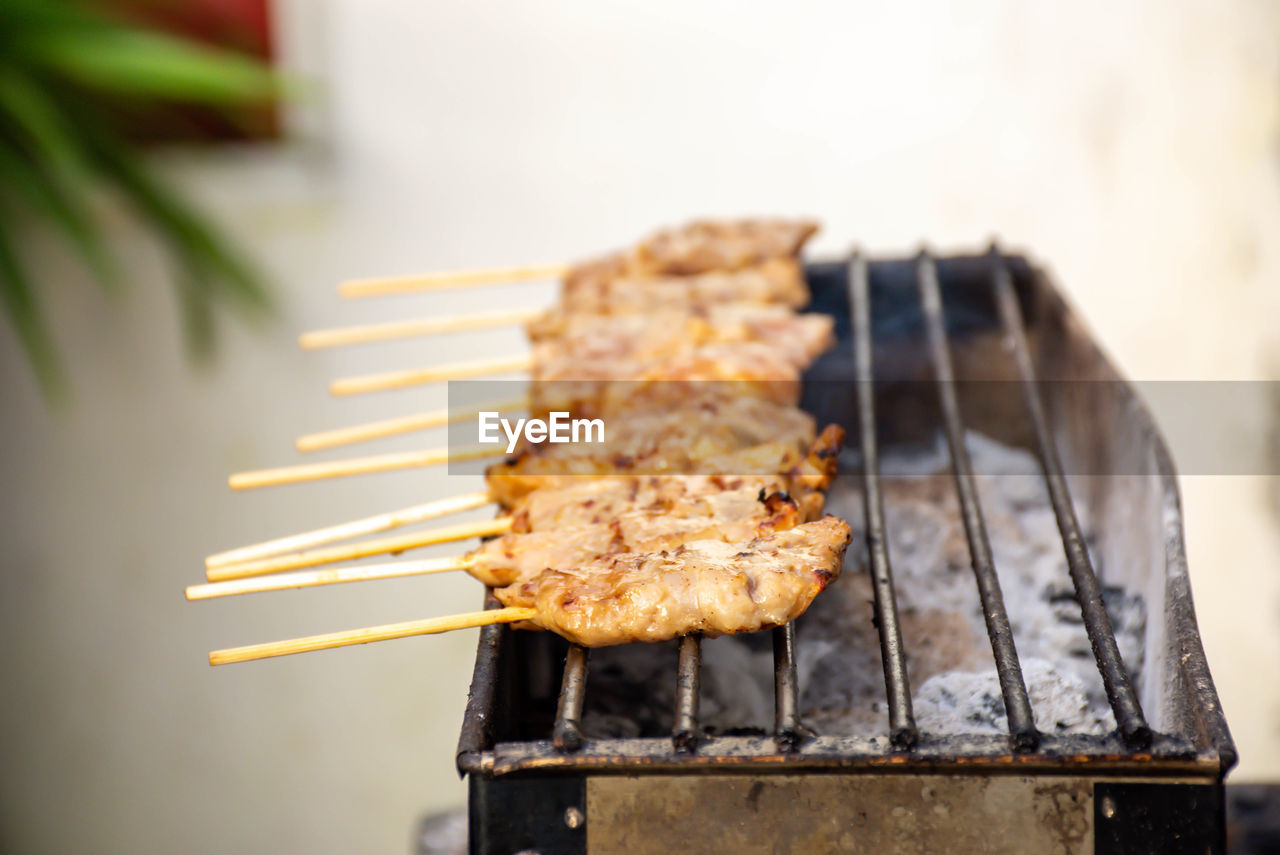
[469,773,1225,855]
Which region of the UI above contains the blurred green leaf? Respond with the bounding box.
[0,209,65,398]
[87,128,273,317]
[0,70,122,291]
[0,0,284,398]
[175,267,218,361]
[25,27,282,105]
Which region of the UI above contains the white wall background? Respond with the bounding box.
[1,1,1278,852]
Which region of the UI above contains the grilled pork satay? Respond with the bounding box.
[486,424,843,508]
[526,305,834,376]
[508,399,816,470]
[474,218,836,645]
[565,218,819,291]
[632,218,820,276]
[526,302,829,346]
[494,516,851,647]
[531,342,811,421]
[468,490,801,587]
[507,473,823,535]
[531,342,802,383]
[530,328,829,403]
[561,258,809,313]
[486,440,801,506]
[526,307,833,421]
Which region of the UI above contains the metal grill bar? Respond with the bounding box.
[673,635,702,752]
[456,591,506,761]
[916,251,1040,753]
[989,251,1152,748]
[772,623,806,749]
[551,644,589,752]
[848,252,918,750]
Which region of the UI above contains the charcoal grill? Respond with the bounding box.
[454,249,1235,854]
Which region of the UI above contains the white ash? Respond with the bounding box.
[914,657,1101,735]
[582,432,1146,740]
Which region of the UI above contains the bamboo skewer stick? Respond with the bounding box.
[188,555,476,600]
[209,607,537,665]
[339,262,568,299]
[204,490,492,571]
[206,516,512,582]
[296,397,528,453]
[329,354,532,397]
[299,307,544,350]
[228,445,504,491]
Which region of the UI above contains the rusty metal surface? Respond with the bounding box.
[586,774,1093,854]
[481,733,1217,779]
[455,592,507,774]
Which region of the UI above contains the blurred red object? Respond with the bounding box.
[101,0,279,143]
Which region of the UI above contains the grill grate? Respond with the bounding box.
[771,623,805,748]
[456,249,1233,781]
[850,250,918,751]
[916,250,1038,752]
[551,644,588,751]
[672,635,701,751]
[988,255,1152,748]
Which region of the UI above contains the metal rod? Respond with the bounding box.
[916,251,1040,753]
[552,644,589,752]
[456,590,508,761]
[673,635,702,752]
[772,623,808,749]
[848,251,918,750]
[989,250,1152,748]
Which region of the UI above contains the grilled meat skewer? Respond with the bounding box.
[527,304,833,374]
[566,218,819,291]
[497,516,851,647]
[468,489,802,587]
[561,257,809,313]
[486,424,843,507]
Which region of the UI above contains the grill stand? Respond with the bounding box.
[456,251,1234,855]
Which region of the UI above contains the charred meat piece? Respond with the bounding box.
[531,342,811,419]
[561,257,809,313]
[630,218,820,275]
[533,339,809,386]
[495,516,852,646]
[526,304,834,372]
[486,424,843,507]
[507,473,828,533]
[562,218,818,297]
[512,398,816,464]
[468,490,801,587]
